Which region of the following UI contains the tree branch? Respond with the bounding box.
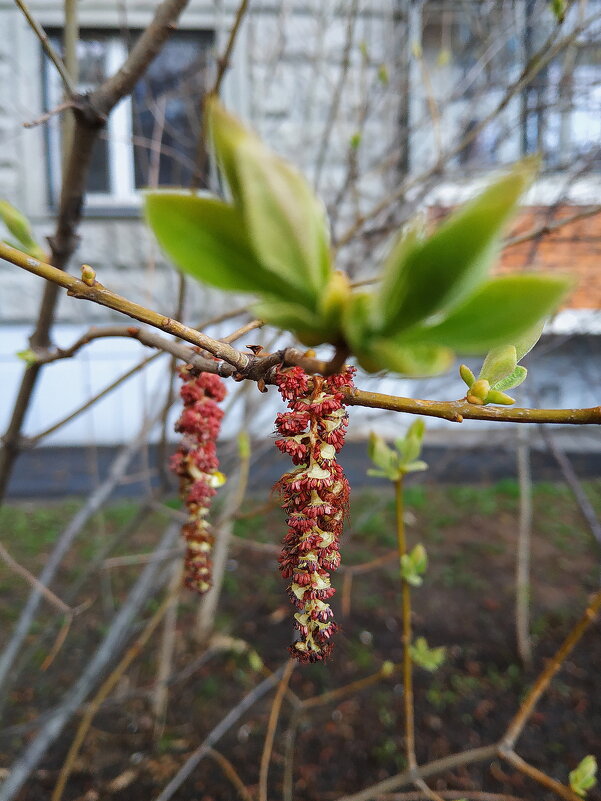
[2,242,601,427]
[333,588,601,801]
[14,0,76,95]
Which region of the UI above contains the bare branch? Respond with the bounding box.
[14,0,76,95]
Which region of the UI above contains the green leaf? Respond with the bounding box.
[367,433,400,481]
[409,637,446,671]
[0,200,41,255]
[570,755,597,798]
[252,299,326,345]
[514,320,545,361]
[396,419,425,464]
[404,459,429,473]
[144,191,311,304]
[410,543,428,574]
[319,271,351,340]
[493,365,528,392]
[400,555,423,586]
[478,345,517,386]
[342,292,380,370]
[368,432,394,470]
[407,275,572,354]
[207,97,331,303]
[365,339,454,377]
[374,159,538,336]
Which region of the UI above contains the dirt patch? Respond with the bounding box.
[0,481,599,800]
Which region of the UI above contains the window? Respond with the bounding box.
[43,30,214,208]
[416,1,522,171]
[414,0,601,174]
[524,42,601,171]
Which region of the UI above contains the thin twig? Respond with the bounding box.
[396,477,416,769]
[259,659,295,801]
[502,588,601,749]
[0,525,179,801]
[376,793,527,801]
[206,749,254,801]
[152,663,289,801]
[540,427,601,548]
[301,662,397,710]
[499,749,581,801]
[0,424,155,711]
[26,352,160,446]
[515,427,533,667]
[192,0,250,187]
[0,542,72,614]
[504,205,601,249]
[14,0,76,94]
[51,593,174,801]
[152,562,183,738]
[23,101,76,129]
[333,588,601,801]
[335,9,601,250]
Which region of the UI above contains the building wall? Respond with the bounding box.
[0,1,599,450]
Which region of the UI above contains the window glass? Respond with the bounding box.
[418,1,521,170]
[43,30,214,204]
[132,32,214,188]
[77,37,111,193]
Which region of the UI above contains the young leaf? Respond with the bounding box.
[404,459,428,473]
[478,344,517,386]
[319,271,352,339]
[364,339,454,376]
[406,274,572,353]
[514,320,545,361]
[252,299,326,346]
[569,755,597,798]
[410,543,428,574]
[207,97,331,303]
[367,432,400,480]
[144,191,312,304]
[374,159,538,336]
[400,554,424,586]
[493,365,528,392]
[409,637,446,671]
[0,200,44,257]
[397,419,425,464]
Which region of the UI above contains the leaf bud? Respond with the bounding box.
[81,264,96,286]
[459,364,475,388]
[466,379,490,405]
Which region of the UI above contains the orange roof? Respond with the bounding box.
[431,205,601,310]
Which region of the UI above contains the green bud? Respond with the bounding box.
[381,660,395,677]
[466,378,490,405]
[349,132,362,149]
[459,364,475,388]
[570,755,597,797]
[319,270,351,338]
[16,348,39,367]
[485,389,516,406]
[81,264,96,286]
[0,201,35,249]
[377,65,389,85]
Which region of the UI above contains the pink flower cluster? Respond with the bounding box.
[171,367,226,594]
[274,365,355,662]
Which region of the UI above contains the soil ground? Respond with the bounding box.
[0,478,600,801]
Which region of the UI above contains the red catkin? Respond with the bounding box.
[274,365,355,663]
[171,367,226,594]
